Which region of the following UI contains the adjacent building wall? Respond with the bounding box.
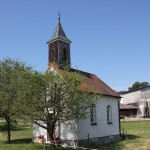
[121,86,150,105]
[121,90,141,105]
[141,87,150,99]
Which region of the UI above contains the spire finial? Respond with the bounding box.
[58,12,61,24]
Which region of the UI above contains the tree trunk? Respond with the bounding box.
[47,127,56,150]
[50,134,56,150]
[6,119,11,144]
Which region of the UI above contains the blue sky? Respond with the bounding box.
[0,0,150,91]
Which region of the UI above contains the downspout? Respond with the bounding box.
[76,119,79,148]
[118,99,121,137]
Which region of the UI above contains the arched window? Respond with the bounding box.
[90,107,97,125]
[107,105,112,123]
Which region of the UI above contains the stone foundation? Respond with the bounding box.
[78,134,121,147]
[61,134,121,148]
[61,140,78,148]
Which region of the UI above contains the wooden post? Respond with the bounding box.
[88,134,90,148]
[126,130,127,140]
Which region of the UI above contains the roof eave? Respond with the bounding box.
[102,93,122,99]
[47,38,72,44]
[83,91,121,99]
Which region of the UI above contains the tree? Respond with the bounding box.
[128,81,149,91]
[0,58,33,143]
[24,67,98,150]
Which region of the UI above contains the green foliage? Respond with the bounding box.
[128,81,149,91]
[0,58,35,143]
[0,58,98,148]
[23,66,98,149]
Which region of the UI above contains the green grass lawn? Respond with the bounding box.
[98,120,150,150]
[0,120,150,150]
[0,121,44,150]
[0,120,72,150]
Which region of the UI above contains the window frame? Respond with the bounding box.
[90,107,97,125]
[107,105,113,124]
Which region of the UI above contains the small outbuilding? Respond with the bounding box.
[119,103,138,118]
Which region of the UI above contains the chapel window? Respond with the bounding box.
[90,107,97,125]
[107,105,112,124]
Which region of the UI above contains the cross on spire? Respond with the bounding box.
[58,12,61,23]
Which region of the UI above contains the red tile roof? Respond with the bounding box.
[48,63,120,98]
[70,68,120,97]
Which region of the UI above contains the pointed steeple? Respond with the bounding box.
[47,17,71,44]
[47,17,71,68]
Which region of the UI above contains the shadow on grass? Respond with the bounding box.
[0,123,31,132]
[11,138,32,144]
[121,133,140,140]
[1,138,32,145]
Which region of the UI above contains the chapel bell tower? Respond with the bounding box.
[47,17,71,68]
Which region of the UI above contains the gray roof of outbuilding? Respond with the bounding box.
[120,103,138,110]
[47,19,71,44]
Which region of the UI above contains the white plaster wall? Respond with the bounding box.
[60,120,78,140]
[33,121,47,142]
[141,87,150,99]
[33,120,78,143]
[120,97,124,103]
[77,96,120,140]
[33,96,120,142]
